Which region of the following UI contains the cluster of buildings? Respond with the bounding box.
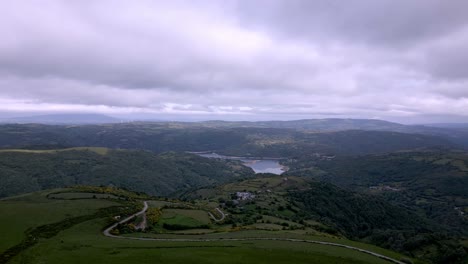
[236,191,256,200]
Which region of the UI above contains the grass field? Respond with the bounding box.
[8,218,397,264]
[1,189,412,264]
[48,192,119,200]
[163,209,211,223]
[0,190,117,253]
[159,209,210,229]
[147,200,182,208]
[123,229,405,261]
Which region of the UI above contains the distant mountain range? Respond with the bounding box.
[200,118,409,131]
[2,114,467,130]
[423,123,468,129]
[2,115,468,148]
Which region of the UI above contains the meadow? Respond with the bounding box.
[8,218,397,264]
[0,189,117,252]
[0,188,412,264]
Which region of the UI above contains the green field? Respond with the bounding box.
[147,200,185,208]
[163,209,211,223]
[0,190,118,253]
[1,189,412,264]
[48,192,119,200]
[124,229,405,260]
[8,218,396,264]
[158,209,211,230]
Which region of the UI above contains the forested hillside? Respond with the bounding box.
[289,182,467,264]
[0,148,254,198]
[285,150,468,236]
[187,175,467,264]
[0,123,455,157]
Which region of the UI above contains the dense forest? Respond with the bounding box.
[285,150,468,239]
[289,182,467,264]
[0,148,254,198]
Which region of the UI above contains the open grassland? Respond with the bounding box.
[147,200,184,208]
[1,188,413,264]
[162,209,211,224]
[123,229,405,261]
[9,218,398,264]
[0,190,117,253]
[157,209,211,230]
[48,192,120,200]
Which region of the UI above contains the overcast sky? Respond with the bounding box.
[1,0,468,123]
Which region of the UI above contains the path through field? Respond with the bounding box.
[103,201,405,264]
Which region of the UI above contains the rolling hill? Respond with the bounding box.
[0,187,410,264]
[285,150,468,237]
[0,148,254,198]
[0,123,456,157]
[185,176,467,264]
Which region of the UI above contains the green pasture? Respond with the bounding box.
[0,190,117,253]
[48,192,119,200]
[9,218,400,264]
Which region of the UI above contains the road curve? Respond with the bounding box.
[208,208,225,222]
[103,201,405,264]
[103,201,148,237]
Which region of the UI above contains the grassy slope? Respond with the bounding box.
[126,229,406,261]
[162,209,211,224]
[0,189,118,252]
[2,189,406,264]
[9,218,393,264]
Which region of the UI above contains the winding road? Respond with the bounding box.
[103,201,149,237]
[208,208,226,222]
[103,201,405,264]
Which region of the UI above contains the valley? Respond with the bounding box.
[3,1,468,263]
[0,119,467,263]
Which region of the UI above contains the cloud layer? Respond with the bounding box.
[1,0,468,122]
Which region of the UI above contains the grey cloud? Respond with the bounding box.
[425,43,468,81]
[0,0,468,122]
[236,0,468,47]
[236,0,468,81]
